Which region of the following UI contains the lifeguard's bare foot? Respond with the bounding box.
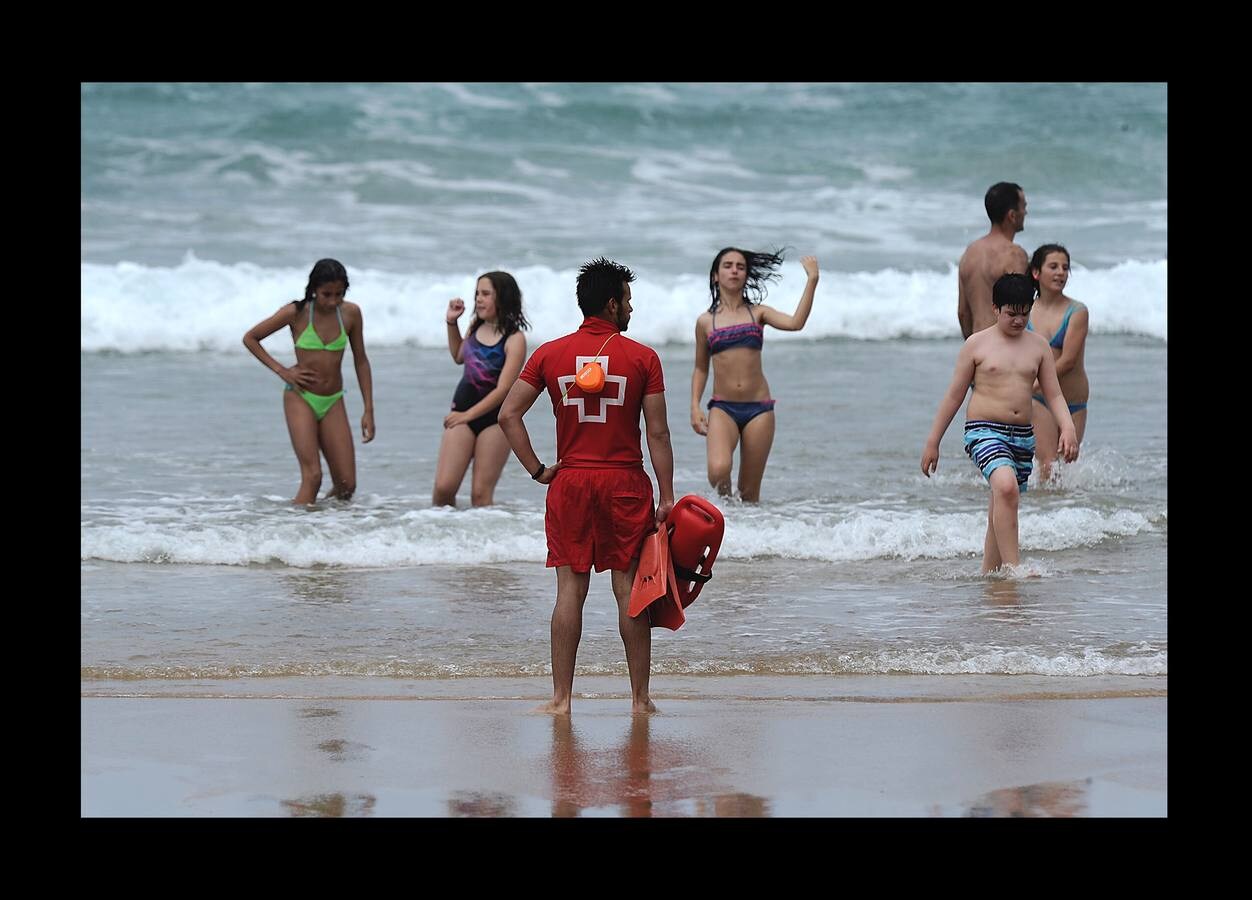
[632,699,657,714]
[534,700,571,715]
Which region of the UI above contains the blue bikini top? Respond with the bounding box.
[1027,302,1076,350]
[707,306,764,354]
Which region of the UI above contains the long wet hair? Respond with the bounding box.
[469,271,530,337]
[1029,243,1070,296]
[295,258,350,310]
[708,246,785,312]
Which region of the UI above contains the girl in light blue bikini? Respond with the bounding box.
[1027,244,1088,482]
[690,248,819,502]
[244,259,375,505]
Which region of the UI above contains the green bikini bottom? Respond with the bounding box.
[285,384,345,421]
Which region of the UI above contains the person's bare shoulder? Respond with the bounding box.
[959,236,986,267]
[966,236,1004,274]
[1005,243,1029,272]
[965,327,990,348]
[958,252,983,294]
[1021,329,1051,359]
[959,331,987,370]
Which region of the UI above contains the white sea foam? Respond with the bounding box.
[797,646,1168,677]
[81,256,1167,353]
[720,506,1160,562]
[80,498,1163,568]
[80,646,1167,679]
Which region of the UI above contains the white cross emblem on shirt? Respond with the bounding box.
[557,355,627,423]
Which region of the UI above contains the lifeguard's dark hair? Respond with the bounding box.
[576,257,636,317]
[708,247,785,312]
[992,272,1037,310]
[296,258,349,310]
[469,271,530,337]
[984,182,1024,225]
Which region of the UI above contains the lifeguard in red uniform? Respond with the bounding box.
[499,257,675,716]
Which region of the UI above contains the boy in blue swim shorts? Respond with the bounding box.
[920,273,1079,574]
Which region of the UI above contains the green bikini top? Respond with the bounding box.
[294,301,348,352]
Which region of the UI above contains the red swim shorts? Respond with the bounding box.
[545,467,655,573]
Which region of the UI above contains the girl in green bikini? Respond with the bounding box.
[244,259,375,504]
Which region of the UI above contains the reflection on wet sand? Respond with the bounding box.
[298,707,340,719]
[316,738,372,762]
[282,793,376,817]
[550,717,588,817]
[964,778,1090,817]
[695,793,770,817]
[282,703,375,814]
[447,791,517,817]
[619,714,654,818]
[547,715,769,817]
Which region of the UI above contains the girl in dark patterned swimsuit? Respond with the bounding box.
[433,271,529,507]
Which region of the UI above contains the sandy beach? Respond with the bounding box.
[82,675,1165,817]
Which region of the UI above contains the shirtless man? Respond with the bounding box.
[921,273,1078,574]
[957,182,1030,338]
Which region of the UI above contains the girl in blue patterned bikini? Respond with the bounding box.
[1027,244,1089,483]
[690,248,819,502]
[243,258,375,505]
[433,271,529,507]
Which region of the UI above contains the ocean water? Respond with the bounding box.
[81,83,1166,688]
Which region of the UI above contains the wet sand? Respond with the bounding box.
[81,675,1166,816]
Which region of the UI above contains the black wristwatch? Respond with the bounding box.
[531,461,546,481]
